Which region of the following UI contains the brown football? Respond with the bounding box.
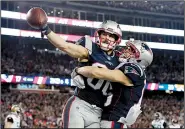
[26,7,48,29]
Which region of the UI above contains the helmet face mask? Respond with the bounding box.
[94,20,122,51]
[95,30,119,51]
[116,40,153,69]
[116,42,140,60]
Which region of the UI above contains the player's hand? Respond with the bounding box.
[71,67,79,79]
[71,68,85,89]
[40,24,51,37]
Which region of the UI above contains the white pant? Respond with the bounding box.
[62,96,102,128]
[100,120,127,128]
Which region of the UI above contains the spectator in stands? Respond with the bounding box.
[76,1,184,15]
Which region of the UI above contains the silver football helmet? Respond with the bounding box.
[94,20,122,51]
[116,39,153,69]
[11,104,21,114]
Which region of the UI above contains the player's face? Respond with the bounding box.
[123,46,135,58]
[100,31,116,44]
[117,45,136,60]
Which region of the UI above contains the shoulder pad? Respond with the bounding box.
[117,62,144,77]
[76,36,93,55]
[116,62,145,85]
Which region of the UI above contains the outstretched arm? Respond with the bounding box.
[77,66,133,86]
[46,31,88,59]
[26,8,89,59]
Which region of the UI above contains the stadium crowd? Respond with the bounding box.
[1,86,72,128]
[1,36,75,78]
[133,91,184,128]
[1,85,184,128]
[2,36,184,84]
[2,1,184,16]
[75,1,184,15]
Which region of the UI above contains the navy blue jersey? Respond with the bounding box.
[101,62,146,121]
[74,36,119,108]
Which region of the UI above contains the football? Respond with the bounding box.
[26,7,48,29]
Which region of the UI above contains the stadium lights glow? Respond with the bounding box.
[1,10,184,37]
[2,28,184,51]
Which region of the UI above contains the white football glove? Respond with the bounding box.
[71,68,85,89]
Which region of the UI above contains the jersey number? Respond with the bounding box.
[87,78,112,96]
[87,63,113,105]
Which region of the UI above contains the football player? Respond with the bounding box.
[61,21,121,128]
[4,105,22,128]
[76,40,153,128]
[27,10,122,128]
[151,112,167,128]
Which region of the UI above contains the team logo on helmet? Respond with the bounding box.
[141,43,153,55]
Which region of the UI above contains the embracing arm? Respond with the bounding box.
[46,31,88,59]
[77,66,133,86]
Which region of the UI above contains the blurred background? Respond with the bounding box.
[1,1,184,128]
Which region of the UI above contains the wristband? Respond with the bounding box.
[41,25,51,35]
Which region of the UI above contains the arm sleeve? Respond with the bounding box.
[75,36,93,56]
